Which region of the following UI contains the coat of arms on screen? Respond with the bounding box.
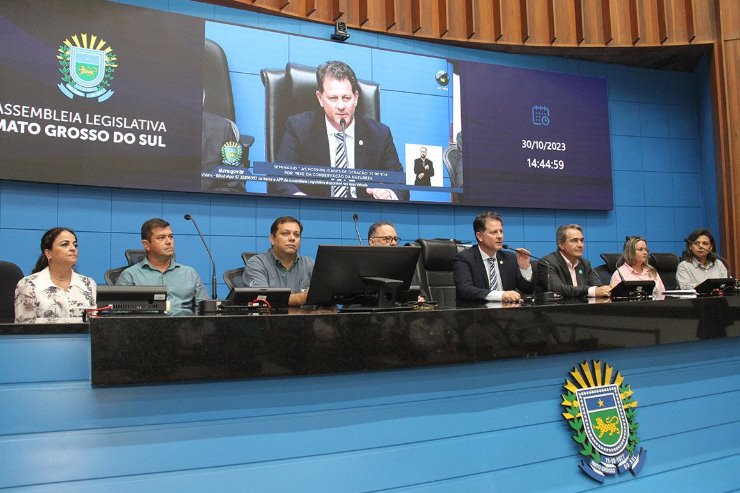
[561,360,646,483]
[57,33,117,102]
[221,141,243,166]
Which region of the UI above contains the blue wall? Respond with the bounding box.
[0,0,719,299]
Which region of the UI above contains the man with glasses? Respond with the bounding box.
[453,211,534,303]
[117,218,209,315]
[367,221,401,246]
[243,216,314,306]
[367,220,425,301]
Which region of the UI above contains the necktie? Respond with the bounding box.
[488,257,500,291]
[331,132,349,198]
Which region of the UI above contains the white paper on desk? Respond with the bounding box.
[663,289,697,298]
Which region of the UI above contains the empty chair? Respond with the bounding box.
[650,252,681,290]
[223,267,246,290]
[204,38,255,160]
[414,239,460,304]
[0,261,24,322]
[595,253,622,285]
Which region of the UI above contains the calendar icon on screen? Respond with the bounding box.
[532,105,550,126]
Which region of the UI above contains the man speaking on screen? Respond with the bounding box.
[271,60,408,201]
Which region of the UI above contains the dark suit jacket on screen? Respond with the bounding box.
[413,157,434,186]
[535,251,604,298]
[270,110,408,200]
[452,246,534,301]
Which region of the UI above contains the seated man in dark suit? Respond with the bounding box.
[271,60,408,201]
[535,224,611,298]
[452,211,534,303]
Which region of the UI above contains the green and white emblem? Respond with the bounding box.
[57,33,117,102]
[221,141,243,166]
[561,360,646,482]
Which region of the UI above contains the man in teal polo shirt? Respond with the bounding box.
[117,218,209,315]
[242,215,314,306]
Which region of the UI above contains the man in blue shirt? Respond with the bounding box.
[117,218,209,315]
[242,216,314,306]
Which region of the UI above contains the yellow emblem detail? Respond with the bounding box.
[593,416,620,438]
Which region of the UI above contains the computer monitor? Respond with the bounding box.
[304,245,421,311]
[610,280,655,300]
[695,277,735,295]
[95,286,168,315]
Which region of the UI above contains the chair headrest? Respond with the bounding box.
[650,252,680,270]
[417,239,458,271]
[600,253,622,271]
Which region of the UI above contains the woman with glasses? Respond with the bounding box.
[609,236,665,296]
[14,227,96,323]
[676,228,728,290]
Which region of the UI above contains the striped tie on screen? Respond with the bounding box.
[331,132,349,198]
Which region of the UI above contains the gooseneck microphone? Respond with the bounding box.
[502,245,562,301]
[352,213,363,245]
[340,118,346,133]
[184,213,218,300]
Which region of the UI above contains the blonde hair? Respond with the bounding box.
[621,236,657,278]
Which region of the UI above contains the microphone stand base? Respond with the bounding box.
[536,292,563,302]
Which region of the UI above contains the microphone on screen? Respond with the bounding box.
[352,212,363,245]
[501,244,562,301]
[184,213,218,301]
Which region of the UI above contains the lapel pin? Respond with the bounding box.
[359,140,364,146]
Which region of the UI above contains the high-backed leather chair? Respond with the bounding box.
[204,39,254,159]
[651,252,681,290]
[414,239,460,304]
[125,249,146,266]
[223,267,246,290]
[594,253,621,284]
[260,62,381,162]
[104,266,127,286]
[0,261,23,322]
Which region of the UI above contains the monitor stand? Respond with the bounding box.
[338,277,415,313]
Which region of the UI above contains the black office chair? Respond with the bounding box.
[443,131,463,191]
[223,267,246,290]
[241,252,257,265]
[0,261,23,322]
[104,266,127,286]
[260,62,381,162]
[414,239,460,304]
[204,38,255,160]
[651,252,681,290]
[125,249,146,266]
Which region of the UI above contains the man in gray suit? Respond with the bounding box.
[535,224,611,298]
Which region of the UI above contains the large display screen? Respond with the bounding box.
[0,0,613,210]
